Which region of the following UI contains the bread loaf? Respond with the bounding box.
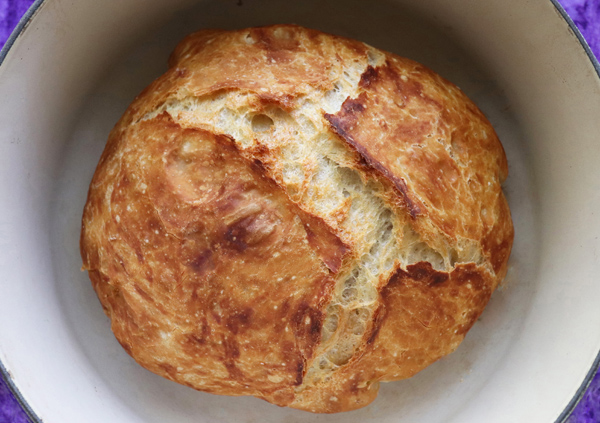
[80,24,513,413]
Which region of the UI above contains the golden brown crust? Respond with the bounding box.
[81,25,513,413]
[325,61,512,278]
[82,115,342,403]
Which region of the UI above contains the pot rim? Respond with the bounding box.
[0,1,598,422]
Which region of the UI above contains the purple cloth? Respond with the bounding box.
[570,371,600,423]
[0,378,29,423]
[563,0,600,58]
[0,0,34,48]
[0,0,599,422]
[0,2,36,421]
[561,6,600,423]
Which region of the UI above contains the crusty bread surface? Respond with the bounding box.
[80,24,513,413]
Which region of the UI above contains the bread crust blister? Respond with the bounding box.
[80,25,513,413]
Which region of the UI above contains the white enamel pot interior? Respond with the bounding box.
[1,0,599,422]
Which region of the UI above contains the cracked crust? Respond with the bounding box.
[81,25,513,413]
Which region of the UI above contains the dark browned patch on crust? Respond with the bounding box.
[450,263,488,289]
[144,268,154,284]
[386,62,443,110]
[211,314,222,325]
[225,308,254,334]
[294,360,305,386]
[133,242,145,264]
[212,132,242,155]
[359,65,378,88]
[292,302,323,350]
[186,318,211,346]
[224,218,251,252]
[300,216,349,274]
[280,340,296,358]
[385,262,450,290]
[187,333,206,346]
[158,362,177,378]
[349,379,361,394]
[340,97,365,114]
[109,251,131,277]
[224,361,245,382]
[189,249,214,272]
[407,262,450,286]
[250,155,269,174]
[133,284,154,303]
[222,336,246,381]
[325,105,421,218]
[366,306,385,345]
[429,272,450,286]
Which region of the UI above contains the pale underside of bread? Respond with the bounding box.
[80,25,513,413]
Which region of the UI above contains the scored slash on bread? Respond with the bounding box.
[80,25,513,413]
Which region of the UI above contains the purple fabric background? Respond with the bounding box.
[0,0,599,422]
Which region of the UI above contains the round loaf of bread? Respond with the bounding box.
[80,25,513,413]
